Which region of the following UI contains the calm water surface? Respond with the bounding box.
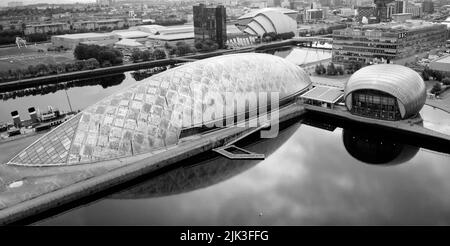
[37,120,450,225]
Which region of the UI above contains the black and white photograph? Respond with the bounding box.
[0,0,449,233]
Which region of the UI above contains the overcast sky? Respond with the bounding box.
[1,0,96,7]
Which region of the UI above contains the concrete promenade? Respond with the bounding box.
[0,103,305,225]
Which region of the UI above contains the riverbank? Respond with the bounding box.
[0,39,299,91]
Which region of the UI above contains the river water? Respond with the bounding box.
[38,119,450,225]
[1,48,450,225]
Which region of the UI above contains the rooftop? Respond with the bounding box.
[147,32,194,41]
[300,86,343,104]
[53,32,117,39]
[431,55,450,64]
[238,7,298,20]
[360,20,445,32]
[112,30,150,39]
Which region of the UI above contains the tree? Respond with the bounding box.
[442,77,450,86]
[336,66,344,75]
[47,64,57,74]
[153,48,166,60]
[434,70,443,81]
[56,63,66,73]
[27,65,38,77]
[422,69,430,81]
[131,48,142,63]
[35,63,49,76]
[430,83,442,95]
[141,50,152,61]
[85,58,100,69]
[327,63,337,75]
[175,41,192,56]
[194,41,203,50]
[74,44,89,60]
[74,60,85,71]
[64,62,75,72]
[315,64,323,75]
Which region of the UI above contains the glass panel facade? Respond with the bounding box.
[351,89,400,120]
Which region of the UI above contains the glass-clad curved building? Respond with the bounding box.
[7,53,311,166]
[344,64,426,121]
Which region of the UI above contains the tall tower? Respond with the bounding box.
[193,4,227,49]
[374,0,395,22]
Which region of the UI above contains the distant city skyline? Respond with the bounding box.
[2,0,94,7]
[1,0,215,7]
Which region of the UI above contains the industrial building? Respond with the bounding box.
[344,64,426,120]
[332,20,447,66]
[51,33,119,49]
[357,6,376,23]
[145,26,195,47]
[112,30,150,42]
[24,23,70,35]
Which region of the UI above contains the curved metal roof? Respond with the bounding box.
[243,10,297,36]
[344,64,426,119]
[253,15,276,33]
[8,53,311,166]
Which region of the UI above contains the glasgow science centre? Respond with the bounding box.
[0,52,449,225]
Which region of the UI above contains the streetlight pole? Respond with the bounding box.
[65,88,73,113]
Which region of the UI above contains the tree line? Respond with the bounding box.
[130,48,167,63]
[74,44,123,66]
[315,63,345,76]
[423,67,450,95]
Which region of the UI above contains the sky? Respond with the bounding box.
[1,0,96,7]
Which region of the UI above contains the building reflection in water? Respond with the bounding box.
[342,128,420,166]
[108,117,430,200]
[109,120,301,200]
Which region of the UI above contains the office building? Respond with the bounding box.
[357,6,376,22]
[332,21,447,66]
[193,4,227,49]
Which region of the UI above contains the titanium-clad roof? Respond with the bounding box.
[8,53,311,166]
[242,10,297,36]
[344,64,426,119]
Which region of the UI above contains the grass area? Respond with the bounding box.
[0,45,74,72]
[0,46,37,57]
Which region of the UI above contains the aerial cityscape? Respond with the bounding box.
[0,0,449,227]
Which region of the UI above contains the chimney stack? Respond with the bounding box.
[28,107,38,123]
[11,110,21,128]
